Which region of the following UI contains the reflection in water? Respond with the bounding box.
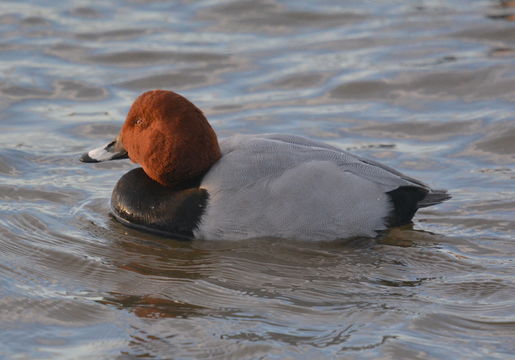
[500,0,515,7]
[0,0,514,358]
[488,1,515,20]
[99,294,206,319]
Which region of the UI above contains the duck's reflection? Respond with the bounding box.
[91,218,213,319]
[499,0,515,8]
[98,293,205,319]
[488,1,515,21]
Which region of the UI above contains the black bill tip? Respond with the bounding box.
[80,139,128,163]
[79,153,99,162]
[80,152,99,163]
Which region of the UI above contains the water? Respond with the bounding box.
[1,0,514,358]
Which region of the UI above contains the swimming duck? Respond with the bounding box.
[81,90,450,241]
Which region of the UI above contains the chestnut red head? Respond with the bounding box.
[81,90,221,187]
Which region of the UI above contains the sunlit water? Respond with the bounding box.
[1,0,514,359]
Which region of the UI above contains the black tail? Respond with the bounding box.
[417,189,451,208]
[386,186,450,227]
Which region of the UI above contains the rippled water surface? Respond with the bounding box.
[1,0,514,358]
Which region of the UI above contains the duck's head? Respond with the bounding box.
[81,90,221,187]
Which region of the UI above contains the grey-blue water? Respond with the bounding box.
[1,0,514,359]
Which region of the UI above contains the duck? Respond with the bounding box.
[80,89,450,241]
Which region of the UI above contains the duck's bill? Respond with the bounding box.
[80,139,128,163]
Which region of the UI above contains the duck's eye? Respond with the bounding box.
[135,118,143,126]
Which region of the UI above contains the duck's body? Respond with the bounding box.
[82,90,450,241]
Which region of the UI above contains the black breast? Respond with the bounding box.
[110,168,208,240]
